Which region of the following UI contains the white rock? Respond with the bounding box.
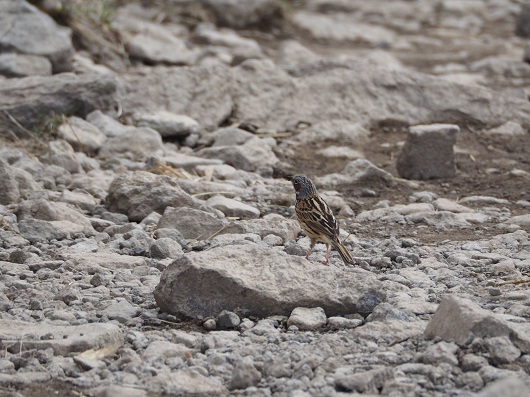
[162,153,223,170]
[327,317,363,330]
[205,195,260,219]
[126,24,198,65]
[292,11,395,46]
[433,198,473,213]
[459,195,510,205]
[98,127,164,161]
[57,116,107,153]
[316,146,365,159]
[0,319,123,356]
[287,307,327,330]
[133,111,200,138]
[484,121,526,136]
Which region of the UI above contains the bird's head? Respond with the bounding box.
[287,175,317,199]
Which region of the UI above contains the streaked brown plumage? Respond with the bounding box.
[288,175,354,266]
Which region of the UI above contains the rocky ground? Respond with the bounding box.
[1,0,530,396]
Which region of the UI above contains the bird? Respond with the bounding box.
[287,175,355,266]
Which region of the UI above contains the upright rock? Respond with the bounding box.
[0,160,20,205]
[396,124,459,180]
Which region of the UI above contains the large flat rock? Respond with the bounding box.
[0,320,123,356]
[231,59,530,131]
[154,244,397,319]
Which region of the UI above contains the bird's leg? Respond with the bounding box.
[323,243,330,266]
[305,239,316,262]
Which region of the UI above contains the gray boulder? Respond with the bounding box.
[425,295,530,354]
[18,219,83,242]
[17,199,94,235]
[154,243,390,319]
[396,124,460,180]
[98,127,164,161]
[118,63,232,131]
[0,0,73,72]
[0,73,118,129]
[158,206,228,240]
[105,172,202,222]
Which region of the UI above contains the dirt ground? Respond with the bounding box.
[276,122,530,244]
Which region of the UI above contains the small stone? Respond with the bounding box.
[417,342,459,366]
[263,234,283,246]
[91,385,147,397]
[284,241,307,256]
[327,317,362,330]
[57,116,107,154]
[484,336,521,365]
[211,127,254,146]
[287,307,326,331]
[229,356,262,390]
[205,195,260,219]
[366,303,417,322]
[489,288,502,296]
[239,318,255,331]
[217,310,241,329]
[203,319,217,331]
[335,367,395,393]
[484,121,526,136]
[454,371,484,392]
[100,300,139,324]
[150,238,183,259]
[133,111,200,138]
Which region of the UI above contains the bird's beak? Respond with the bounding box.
[284,175,293,181]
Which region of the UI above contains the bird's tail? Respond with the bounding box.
[332,241,355,265]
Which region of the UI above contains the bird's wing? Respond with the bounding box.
[296,195,340,241]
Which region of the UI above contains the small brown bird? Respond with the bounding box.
[288,175,354,266]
